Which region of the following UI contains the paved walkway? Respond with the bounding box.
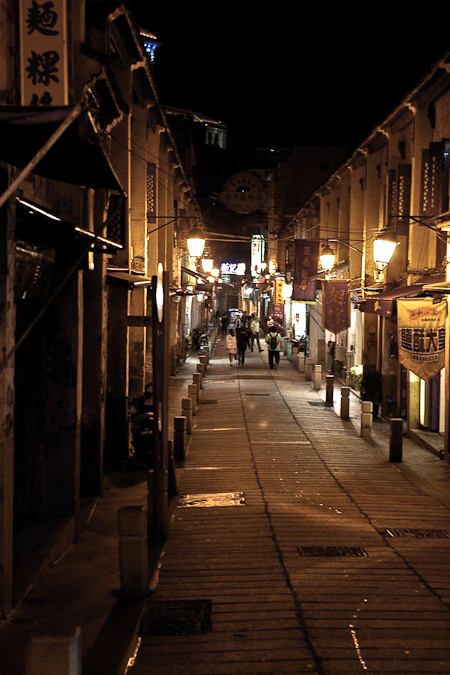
[1,336,450,674]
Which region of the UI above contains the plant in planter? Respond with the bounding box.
[347,365,363,390]
[360,369,382,417]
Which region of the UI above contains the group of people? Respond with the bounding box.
[225,312,282,369]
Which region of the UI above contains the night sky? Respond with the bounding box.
[129,5,450,154]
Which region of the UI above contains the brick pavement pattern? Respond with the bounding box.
[130,338,450,675]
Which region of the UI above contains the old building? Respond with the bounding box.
[0,1,201,616]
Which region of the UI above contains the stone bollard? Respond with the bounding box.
[26,620,81,675]
[200,355,208,371]
[181,397,193,434]
[389,418,403,462]
[360,400,373,438]
[118,505,149,598]
[325,375,334,407]
[188,383,198,413]
[193,372,202,391]
[196,362,204,387]
[173,416,187,461]
[313,364,322,390]
[305,357,313,381]
[340,386,350,420]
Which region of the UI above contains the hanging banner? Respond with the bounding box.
[293,240,319,302]
[270,278,284,320]
[398,299,446,381]
[322,280,350,334]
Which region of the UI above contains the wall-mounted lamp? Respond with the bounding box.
[187,227,206,258]
[201,250,214,274]
[319,243,336,272]
[373,229,398,268]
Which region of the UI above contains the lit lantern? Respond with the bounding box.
[187,227,205,258]
[373,229,398,267]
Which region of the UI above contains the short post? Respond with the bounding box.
[188,383,198,413]
[196,362,204,387]
[200,355,208,370]
[360,400,373,438]
[181,397,193,434]
[340,386,350,420]
[313,364,322,390]
[173,415,187,461]
[389,418,403,462]
[325,375,334,407]
[193,372,202,391]
[118,505,149,598]
[26,621,81,675]
[305,357,313,381]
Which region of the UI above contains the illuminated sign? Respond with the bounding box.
[20,0,69,105]
[251,235,265,276]
[220,262,246,275]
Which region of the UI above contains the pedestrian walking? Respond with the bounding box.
[236,326,251,365]
[221,312,229,338]
[226,328,237,366]
[265,319,282,369]
[250,314,263,352]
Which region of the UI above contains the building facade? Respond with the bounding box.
[0,1,201,616]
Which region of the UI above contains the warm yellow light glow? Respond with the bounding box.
[211,268,220,278]
[187,228,205,257]
[420,378,426,427]
[373,230,398,267]
[320,244,335,271]
[201,254,214,273]
[283,283,293,300]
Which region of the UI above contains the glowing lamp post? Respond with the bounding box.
[320,243,336,272]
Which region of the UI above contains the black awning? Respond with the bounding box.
[0,106,124,192]
[361,278,445,316]
[107,271,153,290]
[181,265,208,283]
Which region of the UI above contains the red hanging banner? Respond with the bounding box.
[293,240,319,302]
[322,280,350,334]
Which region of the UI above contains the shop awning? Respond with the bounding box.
[181,265,209,283]
[0,105,124,192]
[361,278,444,316]
[107,271,153,290]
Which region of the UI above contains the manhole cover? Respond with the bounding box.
[380,528,450,539]
[140,600,212,636]
[200,399,218,405]
[177,492,246,507]
[298,546,368,557]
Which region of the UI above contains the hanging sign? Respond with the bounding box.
[20,0,69,106]
[322,280,350,334]
[293,240,319,302]
[397,299,446,381]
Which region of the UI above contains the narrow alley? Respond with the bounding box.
[128,337,450,675]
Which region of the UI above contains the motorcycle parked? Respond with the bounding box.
[129,383,154,467]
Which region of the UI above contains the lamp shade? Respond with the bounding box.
[373,229,398,267]
[187,227,206,257]
[320,244,336,271]
[201,252,214,273]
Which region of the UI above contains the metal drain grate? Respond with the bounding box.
[200,399,218,405]
[204,379,235,384]
[308,401,333,407]
[380,528,450,539]
[298,546,368,557]
[139,600,212,636]
[177,492,246,507]
[246,393,270,396]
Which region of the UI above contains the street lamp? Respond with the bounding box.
[201,251,214,274]
[373,229,398,267]
[319,243,336,272]
[187,227,206,258]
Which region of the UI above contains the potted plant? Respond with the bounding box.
[360,368,382,418]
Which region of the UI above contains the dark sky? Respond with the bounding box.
[129,5,450,154]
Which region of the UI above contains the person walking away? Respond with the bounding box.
[221,312,229,338]
[236,326,250,365]
[327,340,335,373]
[226,328,237,366]
[250,315,263,352]
[265,320,281,369]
